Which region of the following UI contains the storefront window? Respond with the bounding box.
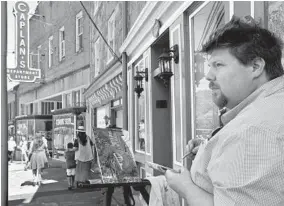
[96,104,110,128]
[191,2,225,139]
[16,120,29,143]
[268,1,284,63]
[53,113,75,150]
[134,59,146,152]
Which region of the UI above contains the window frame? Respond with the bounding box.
[188,1,225,145]
[94,37,101,78]
[107,11,116,63]
[48,36,54,68]
[59,26,65,61]
[76,11,83,52]
[134,59,147,153]
[37,45,41,70]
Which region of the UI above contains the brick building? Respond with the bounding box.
[15,2,92,150]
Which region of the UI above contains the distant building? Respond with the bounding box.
[16,1,92,151]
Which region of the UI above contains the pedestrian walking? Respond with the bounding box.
[41,134,50,168]
[29,134,48,185]
[19,136,28,164]
[8,136,16,163]
[73,126,94,186]
[64,142,76,190]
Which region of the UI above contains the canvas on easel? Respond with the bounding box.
[92,127,141,184]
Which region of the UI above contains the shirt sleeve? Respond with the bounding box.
[209,125,284,206]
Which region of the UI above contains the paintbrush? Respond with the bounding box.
[182,152,194,159]
[182,146,200,159]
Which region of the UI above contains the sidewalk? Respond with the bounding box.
[8,157,137,206]
[8,158,105,206]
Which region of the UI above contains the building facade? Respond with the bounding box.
[84,2,146,137]
[119,1,284,178]
[9,1,284,182]
[16,1,92,151]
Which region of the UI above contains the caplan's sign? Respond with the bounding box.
[7,1,41,82]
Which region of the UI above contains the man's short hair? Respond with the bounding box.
[67,142,73,149]
[201,15,284,80]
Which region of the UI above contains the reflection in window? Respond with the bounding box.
[135,60,146,152]
[191,2,225,139]
[268,2,284,62]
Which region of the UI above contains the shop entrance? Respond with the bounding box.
[150,31,173,174]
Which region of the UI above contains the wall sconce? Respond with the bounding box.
[134,68,148,98]
[157,44,179,87]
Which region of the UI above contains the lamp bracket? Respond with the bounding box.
[136,68,148,82]
[168,44,179,64]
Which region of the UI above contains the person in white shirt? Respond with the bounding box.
[19,136,28,164]
[8,136,16,163]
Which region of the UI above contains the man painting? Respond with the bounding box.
[166,16,284,206]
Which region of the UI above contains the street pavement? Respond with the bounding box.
[8,156,145,206]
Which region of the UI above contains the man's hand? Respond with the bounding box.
[165,167,193,200]
[185,138,203,160]
[165,167,214,206]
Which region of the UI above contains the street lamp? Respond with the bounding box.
[134,68,148,98]
[157,44,179,87]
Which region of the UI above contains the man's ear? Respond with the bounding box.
[251,57,265,79]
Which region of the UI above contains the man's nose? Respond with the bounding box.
[205,68,216,81]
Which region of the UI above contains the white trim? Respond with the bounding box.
[76,11,83,52]
[37,45,41,70]
[59,26,65,61]
[250,1,254,18]
[229,1,234,19]
[188,1,212,142]
[188,2,208,19]
[170,24,182,166]
[143,53,151,156]
[22,85,88,104]
[134,59,147,153]
[189,12,195,142]
[120,1,194,67]
[48,36,53,68]
[94,37,101,78]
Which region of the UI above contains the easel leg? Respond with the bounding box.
[104,187,114,206]
[132,185,150,205]
[123,186,135,206]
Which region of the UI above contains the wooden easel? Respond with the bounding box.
[78,179,151,206]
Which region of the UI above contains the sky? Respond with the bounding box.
[6,1,38,90]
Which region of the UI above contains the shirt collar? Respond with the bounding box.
[221,75,284,126]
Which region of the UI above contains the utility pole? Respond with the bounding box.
[1,1,8,205]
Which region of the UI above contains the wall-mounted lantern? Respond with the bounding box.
[157,44,179,87]
[134,68,148,98]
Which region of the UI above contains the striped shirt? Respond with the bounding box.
[191,75,284,206]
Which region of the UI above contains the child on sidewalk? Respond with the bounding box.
[64,142,76,190]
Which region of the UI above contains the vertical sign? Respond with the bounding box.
[7,1,41,82]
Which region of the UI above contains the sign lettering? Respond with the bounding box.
[7,1,41,82]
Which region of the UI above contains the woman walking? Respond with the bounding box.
[29,134,48,185]
[74,126,94,186]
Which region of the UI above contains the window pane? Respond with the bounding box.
[135,60,145,152]
[268,2,284,62]
[192,2,225,139]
